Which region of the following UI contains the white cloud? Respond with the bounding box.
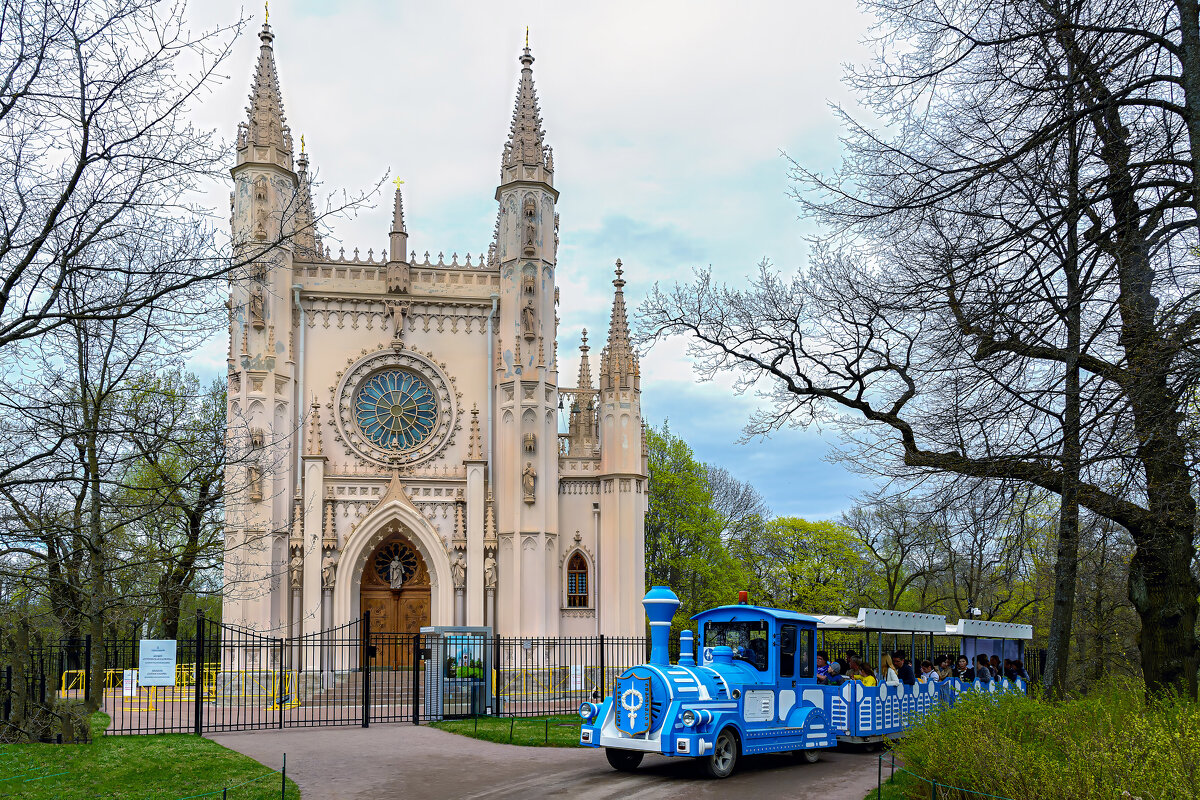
[183,0,875,518]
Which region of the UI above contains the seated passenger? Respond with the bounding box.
[1011,660,1030,681]
[1003,658,1016,681]
[937,655,953,678]
[747,637,768,670]
[953,655,971,681]
[816,650,830,683]
[857,662,878,687]
[892,650,917,685]
[972,654,993,682]
[918,660,937,683]
[990,655,1003,680]
[881,653,901,686]
[825,661,847,686]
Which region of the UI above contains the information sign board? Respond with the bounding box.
[122,669,138,697]
[138,639,178,687]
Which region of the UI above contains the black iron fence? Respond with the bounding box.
[2,614,650,736]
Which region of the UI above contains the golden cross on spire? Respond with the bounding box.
[525,26,529,48]
[392,176,405,189]
[300,134,305,154]
[264,0,268,23]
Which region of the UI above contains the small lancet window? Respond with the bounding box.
[566,552,588,608]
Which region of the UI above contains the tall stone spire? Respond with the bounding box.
[599,259,639,391]
[391,187,407,235]
[501,39,551,174]
[236,18,293,167]
[576,328,593,390]
[293,143,322,256]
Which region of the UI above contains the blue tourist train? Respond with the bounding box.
[577,586,1031,778]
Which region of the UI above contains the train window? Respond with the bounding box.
[704,621,770,671]
[780,625,797,678]
[798,629,813,678]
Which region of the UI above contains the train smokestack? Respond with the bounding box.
[643,586,680,666]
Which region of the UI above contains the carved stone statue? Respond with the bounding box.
[451,551,466,589]
[521,300,536,340]
[389,302,408,340]
[484,554,497,588]
[321,555,336,590]
[522,195,537,255]
[253,176,269,240]
[522,462,536,503]
[388,555,405,589]
[290,553,303,589]
[249,287,265,329]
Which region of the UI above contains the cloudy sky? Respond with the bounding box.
[184,1,878,519]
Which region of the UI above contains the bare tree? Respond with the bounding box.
[640,0,1200,695]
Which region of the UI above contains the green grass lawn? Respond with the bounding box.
[0,714,301,799]
[863,769,921,800]
[429,714,583,747]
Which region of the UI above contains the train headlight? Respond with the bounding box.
[680,709,697,727]
[578,702,597,721]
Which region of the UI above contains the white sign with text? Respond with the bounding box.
[138,639,177,687]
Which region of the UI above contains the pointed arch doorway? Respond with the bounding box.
[360,530,430,667]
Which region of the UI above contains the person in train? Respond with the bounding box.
[880,653,902,686]
[825,661,847,686]
[952,655,972,680]
[970,654,993,682]
[816,650,830,683]
[917,660,938,683]
[893,650,917,685]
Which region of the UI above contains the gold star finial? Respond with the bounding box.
[392,176,405,189]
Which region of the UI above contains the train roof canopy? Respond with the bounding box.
[811,608,1031,639]
[691,605,821,625]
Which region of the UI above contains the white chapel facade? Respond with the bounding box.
[222,21,647,639]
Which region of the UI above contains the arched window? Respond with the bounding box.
[566,552,589,608]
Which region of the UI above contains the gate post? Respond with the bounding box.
[492,635,500,716]
[599,634,606,701]
[361,611,370,728]
[411,633,420,725]
[277,637,285,729]
[193,610,205,736]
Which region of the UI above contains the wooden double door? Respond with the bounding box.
[361,533,430,668]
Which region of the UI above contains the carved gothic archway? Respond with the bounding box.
[361,530,431,667]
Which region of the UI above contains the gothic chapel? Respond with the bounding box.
[223,20,647,640]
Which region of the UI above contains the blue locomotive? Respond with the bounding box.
[578,586,1029,778]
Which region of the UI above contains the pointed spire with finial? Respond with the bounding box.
[577,328,593,390]
[293,139,322,256]
[500,30,550,175]
[600,259,639,391]
[237,6,293,166]
[391,181,407,235]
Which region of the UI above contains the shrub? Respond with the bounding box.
[893,681,1200,799]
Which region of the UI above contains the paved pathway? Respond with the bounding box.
[211,724,880,800]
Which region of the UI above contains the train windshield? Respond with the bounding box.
[704,621,769,671]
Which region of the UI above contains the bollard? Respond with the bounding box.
[281,753,287,799]
[877,755,882,800]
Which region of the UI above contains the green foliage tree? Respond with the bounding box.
[731,517,871,614]
[644,423,745,625]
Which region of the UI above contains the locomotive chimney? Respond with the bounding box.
[642,586,680,666]
[678,629,696,667]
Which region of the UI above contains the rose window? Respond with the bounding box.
[353,370,438,452]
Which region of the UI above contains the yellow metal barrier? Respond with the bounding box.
[59,669,86,696]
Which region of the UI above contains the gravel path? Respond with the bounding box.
[211,724,881,799]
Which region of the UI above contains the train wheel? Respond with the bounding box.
[605,748,644,772]
[801,748,820,764]
[704,728,739,778]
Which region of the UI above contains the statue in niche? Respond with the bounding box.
[249,287,265,330]
[388,555,405,590]
[522,462,536,503]
[451,551,466,589]
[253,176,268,240]
[484,554,497,588]
[290,553,303,589]
[321,554,336,590]
[522,195,536,255]
[247,465,263,501]
[389,302,408,340]
[521,299,536,340]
